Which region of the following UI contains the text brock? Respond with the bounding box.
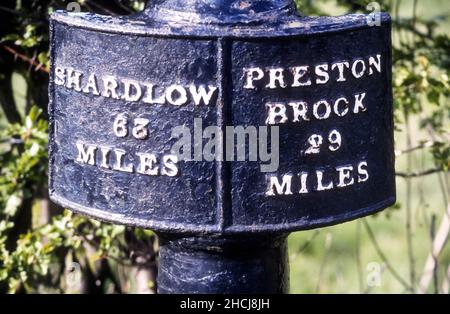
[265,92,366,125]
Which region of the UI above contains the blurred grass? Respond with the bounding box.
[288,0,450,294]
[289,172,449,293]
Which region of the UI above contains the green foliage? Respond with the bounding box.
[0,107,152,293]
[0,106,48,217]
[431,141,450,171]
[0,1,156,294]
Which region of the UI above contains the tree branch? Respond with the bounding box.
[1,45,49,74]
[396,168,445,178]
[418,204,450,293]
[395,140,439,157]
[363,219,413,292]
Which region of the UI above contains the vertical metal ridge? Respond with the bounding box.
[48,19,56,196]
[216,37,232,231]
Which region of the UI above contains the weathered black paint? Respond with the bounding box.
[48,0,395,293]
[158,234,289,293]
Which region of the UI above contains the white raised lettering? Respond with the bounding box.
[136,152,158,175]
[55,66,66,86]
[122,79,142,102]
[189,85,217,105]
[353,93,367,113]
[66,68,82,92]
[357,161,369,182]
[82,73,100,95]
[166,85,188,106]
[351,59,366,78]
[266,175,293,196]
[161,154,179,177]
[76,142,97,165]
[266,103,288,125]
[113,148,133,173]
[291,66,311,87]
[315,64,329,84]
[102,76,120,99]
[289,101,309,122]
[243,67,264,89]
[333,97,349,117]
[316,170,333,191]
[336,165,355,187]
[313,100,331,120]
[368,54,382,75]
[331,62,350,82]
[266,68,287,89]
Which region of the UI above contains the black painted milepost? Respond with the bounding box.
[48,0,395,293]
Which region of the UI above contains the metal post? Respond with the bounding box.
[48,0,395,294]
[157,234,289,294]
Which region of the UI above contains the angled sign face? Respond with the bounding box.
[49,10,395,234]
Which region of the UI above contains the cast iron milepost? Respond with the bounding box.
[48,0,395,293]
